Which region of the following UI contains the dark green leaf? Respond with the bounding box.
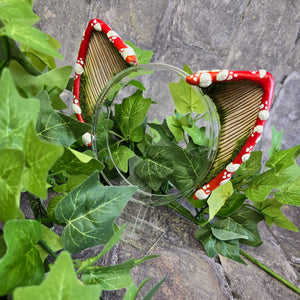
[142,277,166,300]
[109,145,135,172]
[13,251,101,300]
[183,124,210,146]
[135,146,174,191]
[36,91,91,146]
[217,192,246,217]
[0,220,44,295]
[0,149,24,223]
[274,175,300,206]
[55,171,137,253]
[0,68,40,149]
[22,122,64,198]
[148,120,175,146]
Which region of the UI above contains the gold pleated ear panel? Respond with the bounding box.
[186,70,274,200]
[73,18,138,145]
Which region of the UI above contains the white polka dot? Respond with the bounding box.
[82,132,92,146]
[94,23,102,31]
[253,125,264,133]
[226,163,240,173]
[216,70,229,81]
[259,110,270,120]
[242,153,251,162]
[220,178,230,185]
[199,72,212,87]
[195,189,210,200]
[72,103,82,114]
[107,30,120,38]
[75,63,84,75]
[227,75,233,80]
[259,69,267,78]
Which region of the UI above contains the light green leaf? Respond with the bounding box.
[0,20,63,59]
[52,147,104,177]
[13,251,101,300]
[22,122,64,198]
[183,123,210,146]
[274,175,300,206]
[135,146,174,191]
[10,61,72,109]
[0,1,39,23]
[183,64,193,75]
[0,149,24,223]
[125,41,153,64]
[245,169,288,202]
[115,89,151,139]
[265,145,300,172]
[208,181,233,221]
[169,79,206,114]
[0,68,40,150]
[36,91,91,146]
[81,255,157,290]
[0,220,44,295]
[211,228,248,241]
[109,145,135,172]
[123,277,151,300]
[55,171,137,253]
[268,126,283,158]
[215,206,263,247]
[257,199,298,231]
[166,115,184,142]
[35,225,63,262]
[47,195,64,220]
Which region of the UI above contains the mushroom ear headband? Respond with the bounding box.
[73,18,274,201]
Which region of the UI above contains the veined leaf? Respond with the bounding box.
[195,226,245,264]
[81,255,158,290]
[274,175,300,206]
[0,220,44,295]
[211,228,248,241]
[10,61,71,109]
[125,41,153,64]
[13,252,101,300]
[169,79,206,115]
[0,20,63,59]
[245,169,288,203]
[123,277,151,300]
[257,198,298,231]
[55,171,137,253]
[36,91,91,146]
[109,144,135,173]
[51,147,104,177]
[22,122,64,198]
[217,193,246,218]
[0,149,24,223]
[207,181,233,221]
[115,89,151,139]
[183,123,210,146]
[166,115,184,142]
[0,68,40,150]
[214,206,263,247]
[135,146,174,191]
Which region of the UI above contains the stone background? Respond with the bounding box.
[32,0,300,299]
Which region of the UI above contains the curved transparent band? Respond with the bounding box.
[91,63,220,205]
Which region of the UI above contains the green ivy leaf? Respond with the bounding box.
[215,206,263,247]
[216,192,247,218]
[115,89,151,139]
[166,115,185,142]
[211,228,248,241]
[274,175,300,206]
[10,61,72,109]
[169,79,206,115]
[268,126,283,158]
[256,199,298,232]
[36,91,91,146]
[51,147,104,178]
[81,255,158,290]
[233,151,262,178]
[265,145,300,172]
[135,146,174,191]
[183,64,193,75]
[0,149,24,223]
[109,145,135,173]
[0,68,40,150]
[0,20,63,59]
[148,120,175,146]
[13,251,101,300]
[0,220,44,295]
[22,122,64,198]
[195,226,246,264]
[208,181,233,221]
[55,171,137,253]
[124,41,153,64]
[183,123,210,146]
[245,169,288,203]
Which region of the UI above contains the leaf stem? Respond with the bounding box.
[39,239,58,260]
[240,249,300,295]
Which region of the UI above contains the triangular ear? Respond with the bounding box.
[186,70,274,200]
[72,18,138,145]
